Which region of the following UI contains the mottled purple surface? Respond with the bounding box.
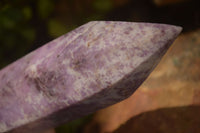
[0,21,182,133]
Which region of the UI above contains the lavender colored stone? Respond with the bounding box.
[0,21,182,133]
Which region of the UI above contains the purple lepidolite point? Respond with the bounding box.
[0,21,182,133]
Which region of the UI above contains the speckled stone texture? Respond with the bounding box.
[0,21,182,133]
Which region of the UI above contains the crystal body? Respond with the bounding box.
[0,21,182,133]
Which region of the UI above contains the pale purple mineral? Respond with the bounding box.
[0,21,182,133]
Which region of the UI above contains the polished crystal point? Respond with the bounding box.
[0,21,182,133]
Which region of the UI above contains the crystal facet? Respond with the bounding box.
[0,21,182,133]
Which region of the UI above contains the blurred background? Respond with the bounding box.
[0,0,200,133]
